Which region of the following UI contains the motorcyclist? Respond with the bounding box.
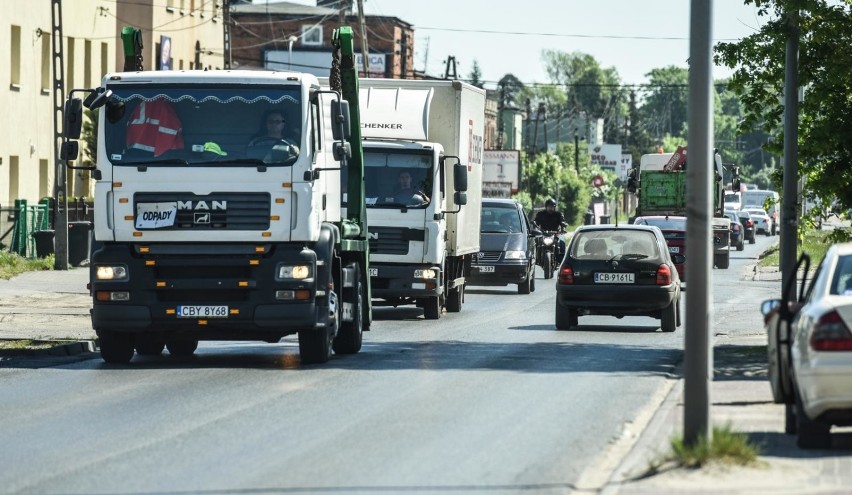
[533,198,568,261]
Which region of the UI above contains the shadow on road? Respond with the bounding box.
[747,430,852,456]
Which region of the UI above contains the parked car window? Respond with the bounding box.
[830,255,852,295]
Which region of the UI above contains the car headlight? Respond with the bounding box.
[542,237,554,246]
[95,265,128,281]
[414,268,437,279]
[504,250,526,260]
[278,264,312,279]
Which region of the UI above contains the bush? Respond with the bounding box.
[0,252,54,280]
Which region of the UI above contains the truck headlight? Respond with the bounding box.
[278,264,312,279]
[504,250,526,260]
[95,265,128,281]
[414,268,437,279]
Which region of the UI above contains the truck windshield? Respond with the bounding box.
[102,85,302,167]
[361,151,432,209]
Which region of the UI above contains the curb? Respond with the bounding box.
[0,339,97,357]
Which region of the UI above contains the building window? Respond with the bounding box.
[10,25,22,88]
[84,40,92,88]
[41,32,51,93]
[39,159,50,198]
[9,156,20,203]
[67,37,75,90]
[101,42,108,80]
[166,0,175,12]
[301,25,322,46]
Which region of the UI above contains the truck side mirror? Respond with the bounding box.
[64,98,83,140]
[331,99,351,141]
[454,191,467,206]
[83,87,113,110]
[332,141,351,161]
[453,162,468,192]
[60,141,79,161]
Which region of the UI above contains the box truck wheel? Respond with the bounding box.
[421,296,441,320]
[333,264,363,355]
[98,330,135,364]
[446,284,463,312]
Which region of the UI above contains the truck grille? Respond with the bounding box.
[134,192,271,230]
[367,227,424,255]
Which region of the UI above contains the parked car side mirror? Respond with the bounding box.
[671,254,686,265]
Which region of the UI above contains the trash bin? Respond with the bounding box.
[68,221,93,267]
[584,211,595,225]
[32,230,56,258]
[600,214,611,224]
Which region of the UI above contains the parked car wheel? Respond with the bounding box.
[795,387,832,449]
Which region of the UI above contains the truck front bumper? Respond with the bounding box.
[369,263,443,299]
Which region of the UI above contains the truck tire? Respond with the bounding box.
[446,284,463,312]
[661,301,677,332]
[333,264,363,355]
[543,252,554,280]
[98,330,135,364]
[422,296,441,320]
[555,306,577,330]
[166,339,198,357]
[715,253,730,269]
[135,337,165,356]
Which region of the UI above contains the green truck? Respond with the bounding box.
[629,146,731,269]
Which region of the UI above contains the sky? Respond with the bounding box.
[267,0,771,89]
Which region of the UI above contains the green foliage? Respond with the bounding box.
[518,150,592,227]
[467,60,484,89]
[497,73,526,108]
[759,228,837,267]
[667,424,759,468]
[714,0,852,212]
[0,252,55,280]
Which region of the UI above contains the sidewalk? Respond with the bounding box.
[603,264,852,494]
[0,267,95,342]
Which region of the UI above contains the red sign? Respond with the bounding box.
[592,175,605,188]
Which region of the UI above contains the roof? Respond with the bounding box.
[575,224,661,235]
[230,1,338,16]
[482,198,521,207]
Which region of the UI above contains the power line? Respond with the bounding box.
[413,26,742,42]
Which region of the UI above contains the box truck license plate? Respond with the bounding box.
[176,305,228,318]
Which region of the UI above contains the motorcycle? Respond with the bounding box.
[536,230,564,279]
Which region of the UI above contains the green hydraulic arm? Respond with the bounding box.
[330,26,372,325]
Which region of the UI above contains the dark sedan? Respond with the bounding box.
[555,224,683,332]
[633,216,686,280]
[468,199,537,294]
[724,211,745,251]
[735,210,756,244]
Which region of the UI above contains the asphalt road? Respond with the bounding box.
[0,234,780,495]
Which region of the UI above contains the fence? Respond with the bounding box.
[1,198,94,259]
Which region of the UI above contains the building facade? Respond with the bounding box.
[1,0,224,206]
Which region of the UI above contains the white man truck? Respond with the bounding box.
[61,27,371,364]
[342,79,485,319]
[628,146,731,269]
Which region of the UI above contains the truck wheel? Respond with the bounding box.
[98,330,135,364]
[135,337,165,356]
[333,265,363,355]
[422,297,441,320]
[555,306,577,330]
[166,339,198,357]
[446,284,463,312]
[543,252,554,280]
[661,301,677,332]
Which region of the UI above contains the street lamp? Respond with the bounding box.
[287,35,297,70]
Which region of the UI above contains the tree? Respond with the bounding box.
[715,0,852,210]
[639,66,689,141]
[467,60,484,89]
[497,73,525,108]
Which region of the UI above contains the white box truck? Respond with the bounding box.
[330,78,485,319]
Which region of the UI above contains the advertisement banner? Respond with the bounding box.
[588,143,622,176]
[483,150,520,193]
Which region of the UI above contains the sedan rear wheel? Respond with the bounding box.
[555,306,577,330]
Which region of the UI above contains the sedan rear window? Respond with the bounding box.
[570,230,662,260]
[830,255,852,295]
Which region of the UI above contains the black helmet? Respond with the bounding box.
[545,198,557,207]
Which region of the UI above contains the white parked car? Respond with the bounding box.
[762,242,852,448]
[745,207,772,236]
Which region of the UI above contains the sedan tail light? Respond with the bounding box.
[656,264,672,285]
[810,311,852,351]
[558,266,574,284]
[732,223,741,232]
[746,220,754,227]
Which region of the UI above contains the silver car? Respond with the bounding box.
[762,242,852,448]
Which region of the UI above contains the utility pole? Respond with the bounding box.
[51,0,68,270]
[524,98,532,155]
[497,81,506,150]
[684,0,714,447]
[356,0,370,74]
[443,56,457,80]
[222,0,232,69]
[781,10,799,295]
[574,131,580,174]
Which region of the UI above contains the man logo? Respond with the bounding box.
[194,212,211,224]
